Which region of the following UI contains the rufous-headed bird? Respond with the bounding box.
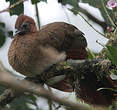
[8,14,117,107]
[8,14,88,92]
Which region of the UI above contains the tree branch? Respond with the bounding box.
[78,13,108,38]
[78,7,107,30]
[0,60,92,110]
[0,59,116,109]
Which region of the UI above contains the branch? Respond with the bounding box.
[78,7,107,30]
[0,61,92,110]
[0,59,116,108]
[78,13,108,38]
[0,0,27,13]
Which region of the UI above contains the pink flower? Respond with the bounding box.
[107,0,117,8]
[107,26,111,32]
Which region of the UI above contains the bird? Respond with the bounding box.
[8,14,88,92]
[8,14,117,107]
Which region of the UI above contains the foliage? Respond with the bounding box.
[0,22,6,48]
[109,101,117,110]
[10,94,37,110]
[6,0,47,15]
[58,0,79,10]
[82,0,117,27]
[4,0,117,26]
[106,45,117,66]
[0,0,117,110]
[31,0,47,4]
[58,0,80,15]
[6,0,24,16]
[88,51,94,59]
[0,22,13,48]
[59,0,117,29]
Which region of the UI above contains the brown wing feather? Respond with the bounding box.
[38,22,88,59]
[38,22,88,92]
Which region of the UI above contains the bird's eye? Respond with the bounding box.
[16,22,31,35]
[22,23,28,28]
[21,22,30,32]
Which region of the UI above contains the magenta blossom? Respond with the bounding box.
[107,26,111,32]
[107,0,117,8]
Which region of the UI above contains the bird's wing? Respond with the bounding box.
[38,22,87,51]
[35,22,88,92]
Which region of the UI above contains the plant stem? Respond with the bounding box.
[47,86,53,110]
[78,12,107,38]
[101,0,116,27]
[35,3,41,29]
[87,48,96,58]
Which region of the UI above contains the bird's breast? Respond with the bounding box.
[8,36,44,76]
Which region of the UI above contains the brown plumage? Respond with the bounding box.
[75,72,117,106]
[8,14,117,107]
[8,14,88,92]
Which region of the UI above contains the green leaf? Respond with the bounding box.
[87,49,99,59]
[58,0,80,15]
[106,45,117,66]
[0,23,5,28]
[0,30,6,48]
[31,0,47,4]
[68,8,79,15]
[97,87,117,93]
[110,69,117,76]
[7,31,13,38]
[81,0,117,27]
[0,22,6,48]
[9,0,24,16]
[88,51,94,59]
[10,94,36,110]
[58,0,79,7]
[0,22,13,47]
[109,101,117,110]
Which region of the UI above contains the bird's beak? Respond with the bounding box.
[15,29,20,34]
[15,28,25,35]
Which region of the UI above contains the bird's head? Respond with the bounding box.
[15,14,37,35]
